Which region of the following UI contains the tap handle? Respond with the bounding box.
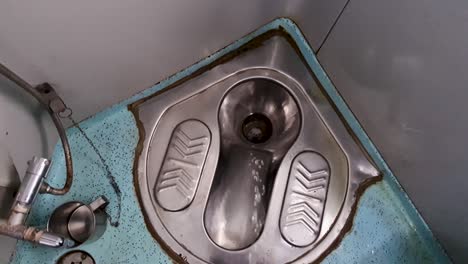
[88,196,108,211]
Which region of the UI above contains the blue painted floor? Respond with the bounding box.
[11,18,450,264]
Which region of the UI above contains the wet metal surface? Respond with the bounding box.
[205,79,301,251]
[280,151,331,247]
[155,120,210,212]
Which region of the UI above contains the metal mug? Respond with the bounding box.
[47,196,108,245]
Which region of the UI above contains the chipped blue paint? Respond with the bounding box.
[12,18,450,263]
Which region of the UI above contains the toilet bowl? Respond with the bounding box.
[131,33,380,263]
[205,79,300,250]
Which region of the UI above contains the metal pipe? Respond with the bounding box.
[0,63,37,98]
[0,156,75,248]
[0,224,71,248]
[0,62,73,195]
[0,223,26,240]
[8,157,50,226]
[40,112,73,195]
[16,157,50,205]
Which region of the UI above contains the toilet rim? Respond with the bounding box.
[131,35,380,263]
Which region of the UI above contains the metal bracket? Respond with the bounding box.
[35,83,72,117]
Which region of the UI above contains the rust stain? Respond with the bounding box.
[312,174,383,264]
[129,109,188,264]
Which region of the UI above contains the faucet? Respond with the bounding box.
[0,157,73,248]
[0,62,77,248]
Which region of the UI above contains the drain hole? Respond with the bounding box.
[57,250,95,264]
[242,113,273,144]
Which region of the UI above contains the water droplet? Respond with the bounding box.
[254,187,261,203]
[251,211,257,223]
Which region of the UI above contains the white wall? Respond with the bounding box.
[0,0,347,122]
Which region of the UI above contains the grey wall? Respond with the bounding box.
[0,0,346,122]
[317,0,468,262]
[0,76,57,263]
